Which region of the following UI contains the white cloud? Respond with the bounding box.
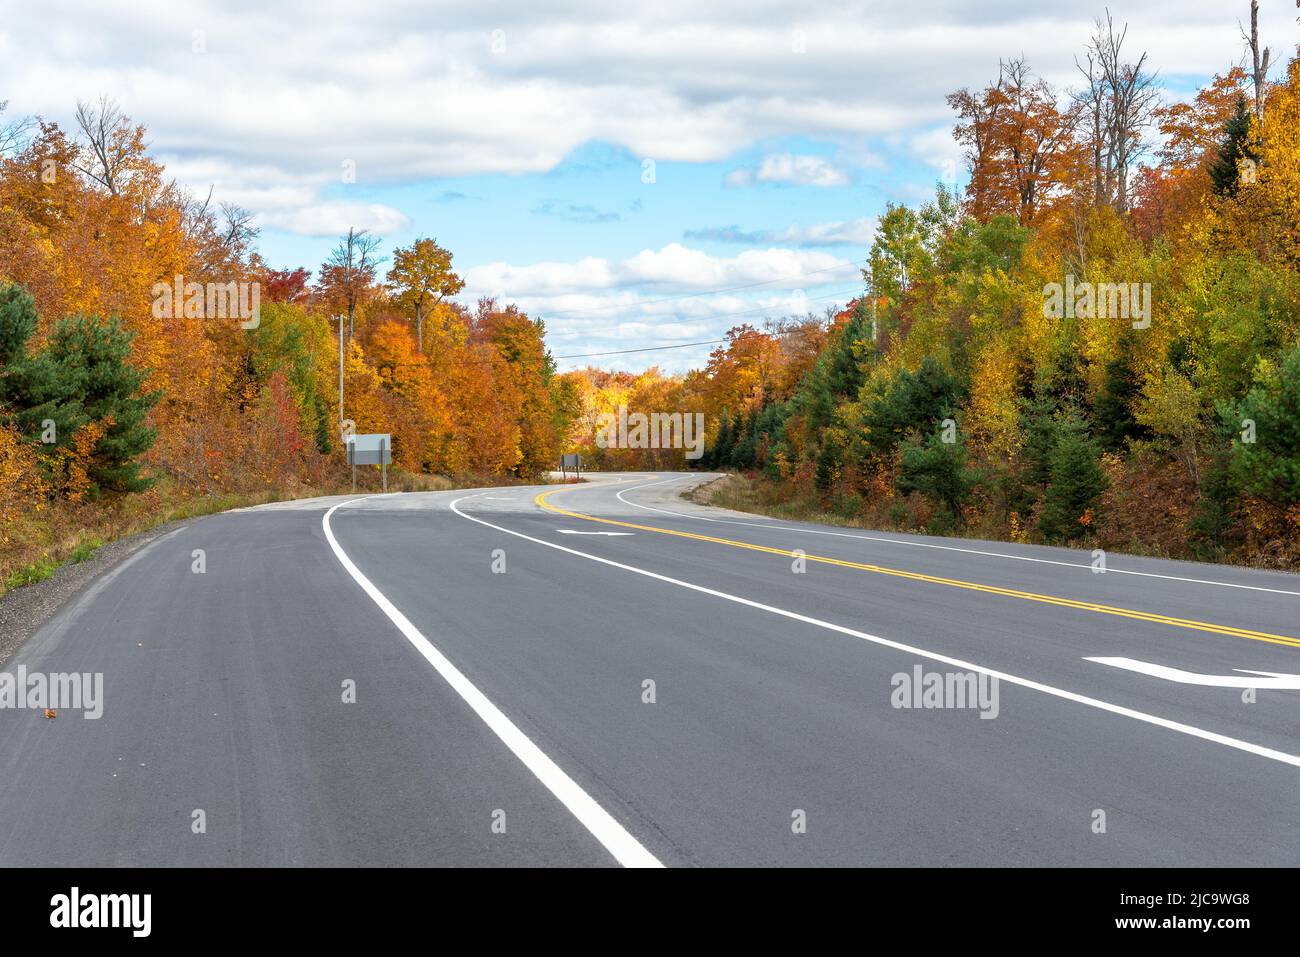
[776,217,875,245]
[260,202,412,237]
[6,5,1292,183]
[685,217,876,246]
[4,1,1292,266]
[466,242,856,296]
[462,242,861,371]
[726,153,851,187]
[909,126,965,184]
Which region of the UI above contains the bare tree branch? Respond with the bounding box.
[71,95,134,195]
[0,99,36,157]
[1080,9,1159,212]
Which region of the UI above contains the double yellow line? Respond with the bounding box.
[535,488,1300,649]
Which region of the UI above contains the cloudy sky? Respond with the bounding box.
[3,1,1295,370]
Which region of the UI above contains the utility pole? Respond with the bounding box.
[337,314,344,429]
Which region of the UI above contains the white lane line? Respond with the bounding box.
[451,494,1300,770]
[322,496,663,869]
[613,476,1300,597]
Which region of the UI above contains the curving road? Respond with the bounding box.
[3,471,1300,867]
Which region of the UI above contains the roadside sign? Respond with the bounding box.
[346,433,391,492]
[347,434,391,466]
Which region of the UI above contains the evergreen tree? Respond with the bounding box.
[711,410,734,469]
[732,406,757,470]
[752,400,788,472]
[1017,393,1061,490]
[0,285,81,445]
[860,357,962,461]
[1189,418,1241,559]
[814,437,840,492]
[825,300,872,399]
[0,284,159,495]
[792,299,872,440]
[0,283,38,368]
[898,430,973,520]
[44,316,160,493]
[1043,336,1090,410]
[1092,335,1150,452]
[1225,342,1300,505]
[1038,414,1108,543]
[1209,96,1256,198]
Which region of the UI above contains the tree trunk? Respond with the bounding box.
[1248,0,1271,122]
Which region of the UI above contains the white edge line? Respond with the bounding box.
[459,492,1300,771]
[322,495,663,869]
[611,476,1300,597]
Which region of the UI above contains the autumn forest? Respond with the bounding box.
[2,7,1300,591]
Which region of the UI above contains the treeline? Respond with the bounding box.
[0,99,576,583]
[636,19,1300,567]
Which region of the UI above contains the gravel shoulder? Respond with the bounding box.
[0,517,197,668]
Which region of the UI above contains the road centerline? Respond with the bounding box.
[537,486,1300,649]
[450,492,1300,771]
[613,476,1300,598]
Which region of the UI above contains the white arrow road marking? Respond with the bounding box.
[451,495,1300,770]
[557,530,635,536]
[1086,656,1300,689]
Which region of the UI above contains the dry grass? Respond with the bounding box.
[686,473,865,526]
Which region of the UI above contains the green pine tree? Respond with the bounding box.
[898,429,973,522]
[1225,342,1300,506]
[814,437,840,492]
[0,283,160,495]
[0,285,86,447]
[1209,96,1255,198]
[1017,393,1061,491]
[711,410,734,469]
[731,406,757,470]
[1038,414,1108,543]
[45,316,161,493]
[1092,335,1150,452]
[859,357,962,461]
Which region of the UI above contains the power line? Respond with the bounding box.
[555,339,728,359]
[356,286,863,367]
[550,286,862,359]
[535,262,858,317]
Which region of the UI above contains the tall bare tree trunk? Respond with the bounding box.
[1246,0,1271,122]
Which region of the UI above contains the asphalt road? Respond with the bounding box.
[3,471,1300,867]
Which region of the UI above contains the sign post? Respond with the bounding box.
[347,434,392,491]
[560,453,582,481]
